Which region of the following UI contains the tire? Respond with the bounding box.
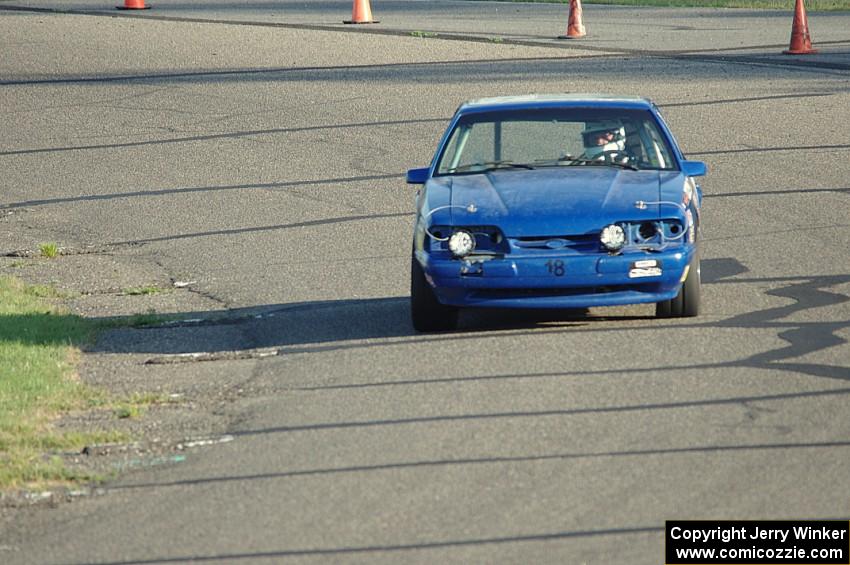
[656,254,701,318]
[411,257,459,332]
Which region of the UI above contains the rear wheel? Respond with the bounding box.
[656,254,700,318]
[411,257,458,332]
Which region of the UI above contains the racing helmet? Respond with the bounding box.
[582,120,626,159]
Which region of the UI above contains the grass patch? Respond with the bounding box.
[25,283,69,300]
[488,0,850,9]
[125,391,174,405]
[0,277,107,487]
[122,285,166,296]
[0,276,170,490]
[38,242,60,259]
[112,393,173,420]
[113,405,143,420]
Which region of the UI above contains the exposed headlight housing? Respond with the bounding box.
[448,230,476,257]
[600,224,626,251]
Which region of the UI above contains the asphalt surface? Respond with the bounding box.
[1,1,849,563]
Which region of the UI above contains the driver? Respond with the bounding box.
[581,121,629,162]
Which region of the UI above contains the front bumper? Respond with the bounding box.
[418,247,695,309]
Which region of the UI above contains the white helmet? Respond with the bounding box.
[582,121,626,160]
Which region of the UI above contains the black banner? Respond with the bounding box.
[666,520,850,564]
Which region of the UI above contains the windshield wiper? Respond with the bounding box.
[554,155,639,171]
[452,160,536,173]
[530,156,584,168]
[595,160,639,171]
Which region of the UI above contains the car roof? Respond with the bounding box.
[457,94,655,114]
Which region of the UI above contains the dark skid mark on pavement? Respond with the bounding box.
[104,211,413,247]
[659,92,835,108]
[59,525,661,564]
[706,187,850,199]
[0,4,630,56]
[676,53,850,72]
[1,179,835,212]
[113,440,850,491]
[228,387,850,436]
[5,92,838,159]
[0,118,445,157]
[691,143,850,156]
[703,222,850,244]
[0,173,404,210]
[3,4,849,84]
[0,55,613,88]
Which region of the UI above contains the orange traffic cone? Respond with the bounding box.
[116,0,150,9]
[343,0,378,24]
[784,0,817,54]
[558,0,586,39]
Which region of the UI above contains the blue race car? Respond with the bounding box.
[407,94,706,332]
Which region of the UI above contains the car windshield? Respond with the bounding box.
[434,107,678,175]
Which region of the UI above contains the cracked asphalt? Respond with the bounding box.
[1,1,849,563]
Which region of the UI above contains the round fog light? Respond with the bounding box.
[600,224,626,251]
[448,230,476,257]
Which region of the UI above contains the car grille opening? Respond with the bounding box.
[510,234,599,253]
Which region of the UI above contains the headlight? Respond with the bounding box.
[448,230,476,257]
[600,224,626,251]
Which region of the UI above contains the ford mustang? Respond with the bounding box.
[407,94,706,331]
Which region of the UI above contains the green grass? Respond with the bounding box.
[24,283,69,300]
[494,0,850,9]
[112,393,173,420]
[122,285,166,296]
[38,242,60,259]
[113,405,143,420]
[0,277,110,487]
[0,276,168,489]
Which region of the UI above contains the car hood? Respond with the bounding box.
[428,168,683,236]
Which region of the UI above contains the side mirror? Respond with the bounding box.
[681,160,707,177]
[406,167,429,185]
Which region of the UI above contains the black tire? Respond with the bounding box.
[656,254,701,318]
[411,257,458,332]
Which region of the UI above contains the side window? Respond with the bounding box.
[438,127,464,174]
[437,122,496,173]
[639,121,673,169]
[457,122,495,168]
[622,121,646,163]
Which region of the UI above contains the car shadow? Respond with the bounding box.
[6,257,840,383]
[86,295,601,356]
[74,258,752,356]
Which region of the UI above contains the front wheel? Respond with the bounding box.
[411,257,458,332]
[656,254,700,318]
